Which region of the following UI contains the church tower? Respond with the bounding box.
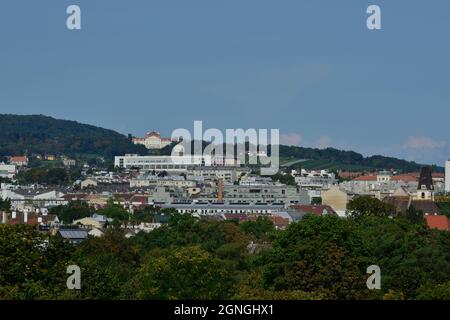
[415,166,434,201]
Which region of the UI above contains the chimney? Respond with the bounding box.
[217,178,223,203]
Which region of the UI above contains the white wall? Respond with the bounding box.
[445,160,450,193]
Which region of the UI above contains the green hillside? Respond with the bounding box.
[0,114,436,172]
[278,145,436,173]
[0,114,147,160]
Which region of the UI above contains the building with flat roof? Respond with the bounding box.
[445,160,450,193]
[160,203,286,215]
[114,155,211,172]
[0,163,16,179]
[114,154,240,172]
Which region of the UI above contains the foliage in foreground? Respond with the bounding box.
[0,213,449,300]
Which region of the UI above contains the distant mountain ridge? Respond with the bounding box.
[0,114,435,172]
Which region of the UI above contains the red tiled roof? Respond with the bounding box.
[391,174,417,182]
[130,195,149,204]
[353,175,377,181]
[425,215,450,231]
[7,213,58,226]
[113,193,136,201]
[270,216,289,228]
[10,156,28,162]
[338,171,363,179]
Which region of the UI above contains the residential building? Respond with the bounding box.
[290,204,336,217]
[321,186,349,217]
[57,229,88,244]
[293,169,336,188]
[81,178,98,189]
[62,157,76,167]
[0,163,16,179]
[161,203,287,215]
[130,176,197,189]
[196,183,310,206]
[187,167,238,183]
[10,156,28,167]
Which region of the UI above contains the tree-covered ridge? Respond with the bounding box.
[278,145,430,172]
[0,114,436,171]
[0,114,147,160]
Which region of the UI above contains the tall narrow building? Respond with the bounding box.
[445,160,450,193]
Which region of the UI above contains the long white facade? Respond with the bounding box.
[114,155,216,172]
[446,160,450,193]
[114,154,240,172]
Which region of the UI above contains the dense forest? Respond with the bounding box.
[1,197,450,300]
[278,145,429,172]
[0,114,432,172]
[0,114,147,160]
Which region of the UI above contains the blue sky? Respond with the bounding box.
[1,0,449,165]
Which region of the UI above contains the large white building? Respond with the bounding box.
[446,160,450,193]
[114,155,206,172]
[132,131,176,149]
[0,164,16,179]
[114,154,240,172]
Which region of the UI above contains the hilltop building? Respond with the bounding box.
[10,156,28,167]
[132,131,177,149]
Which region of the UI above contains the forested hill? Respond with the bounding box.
[278,145,431,172]
[0,114,147,159]
[0,114,433,172]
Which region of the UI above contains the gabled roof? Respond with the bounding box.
[353,175,377,181]
[391,187,410,197]
[411,200,440,215]
[10,156,28,162]
[391,174,417,182]
[383,196,410,214]
[7,213,58,225]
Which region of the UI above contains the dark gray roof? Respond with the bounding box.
[58,229,88,239]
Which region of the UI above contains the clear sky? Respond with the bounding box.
[1,0,449,165]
